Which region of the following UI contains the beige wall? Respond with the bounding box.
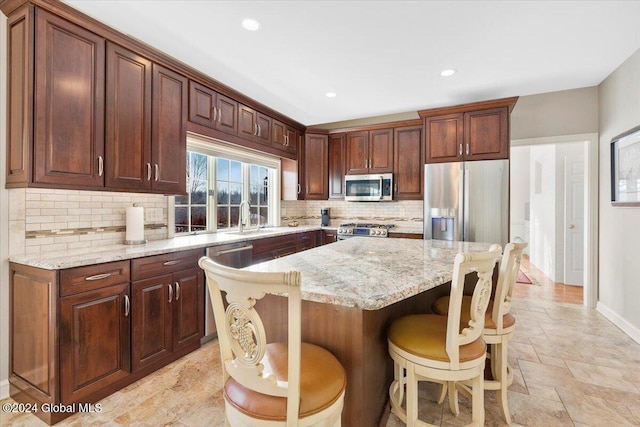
[510,87,599,140]
[597,48,640,338]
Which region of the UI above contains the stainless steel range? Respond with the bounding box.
[337,223,394,239]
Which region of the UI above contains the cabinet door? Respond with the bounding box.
[328,133,346,199]
[238,104,258,140]
[394,126,423,200]
[345,131,369,175]
[256,112,272,145]
[304,134,329,200]
[60,283,130,404]
[188,80,216,128]
[272,120,286,149]
[105,43,152,191]
[424,113,463,163]
[151,64,187,194]
[132,274,173,371]
[369,128,394,173]
[284,126,298,155]
[33,9,105,188]
[172,268,204,351]
[215,93,238,136]
[322,229,337,245]
[464,107,509,161]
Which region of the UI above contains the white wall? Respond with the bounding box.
[529,144,558,280]
[1,12,10,400]
[509,146,530,252]
[597,48,640,341]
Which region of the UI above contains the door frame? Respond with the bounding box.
[511,133,599,308]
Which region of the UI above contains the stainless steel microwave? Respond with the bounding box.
[344,173,393,201]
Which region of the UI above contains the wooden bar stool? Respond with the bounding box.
[432,241,527,424]
[387,245,501,427]
[199,256,346,426]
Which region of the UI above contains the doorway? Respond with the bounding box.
[510,134,598,307]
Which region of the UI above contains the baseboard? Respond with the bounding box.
[0,378,9,400]
[596,302,640,344]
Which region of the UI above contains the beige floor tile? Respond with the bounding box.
[564,360,640,394]
[556,385,640,426]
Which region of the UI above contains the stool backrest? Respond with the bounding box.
[198,256,302,422]
[446,245,502,369]
[492,241,528,331]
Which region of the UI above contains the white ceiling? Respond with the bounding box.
[65,1,640,126]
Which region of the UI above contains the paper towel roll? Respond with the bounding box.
[125,206,145,244]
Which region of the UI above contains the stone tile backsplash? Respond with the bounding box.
[9,188,168,256]
[281,200,423,233]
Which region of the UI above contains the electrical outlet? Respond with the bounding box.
[145,208,162,222]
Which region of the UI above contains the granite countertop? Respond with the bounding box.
[10,226,324,270]
[245,237,493,310]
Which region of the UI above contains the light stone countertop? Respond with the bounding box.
[245,237,494,310]
[9,226,324,270]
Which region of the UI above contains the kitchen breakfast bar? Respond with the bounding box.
[244,237,493,427]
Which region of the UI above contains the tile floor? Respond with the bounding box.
[3,267,639,426]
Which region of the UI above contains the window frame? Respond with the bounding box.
[169,133,281,237]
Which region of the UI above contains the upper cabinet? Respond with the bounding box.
[420,97,518,163]
[328,133,346,199]
[238,104,271,145]
[303,133,328,200]
[33,9,105,188]
[393,126,423,200]
[188,81,238,136]
[345,129,393,175]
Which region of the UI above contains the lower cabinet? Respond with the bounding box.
[9,249,204,425]
[252,230,321,263]
[322,229,338,244]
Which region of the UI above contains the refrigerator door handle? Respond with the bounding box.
[463,167,470,241]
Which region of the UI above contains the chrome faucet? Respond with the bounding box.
[238,200,250,232]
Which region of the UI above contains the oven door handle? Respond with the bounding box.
[379,176,384,200]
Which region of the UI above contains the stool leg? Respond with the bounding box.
[495,341,511,424]
[447,381,460,416]
[471,372,485,427]
[406,364,418,427]
[437,381,447,405]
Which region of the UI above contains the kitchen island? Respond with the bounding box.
[244,237,493,427]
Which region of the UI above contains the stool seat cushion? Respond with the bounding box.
[432,296,516,330]
[388,314,486,363]
[224,342,346,421]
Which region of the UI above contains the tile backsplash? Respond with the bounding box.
[9,188,168,256]
[281,199,423,233]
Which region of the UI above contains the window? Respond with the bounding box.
[173,135,280,235]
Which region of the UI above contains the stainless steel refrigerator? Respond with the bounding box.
[424,160,509,246]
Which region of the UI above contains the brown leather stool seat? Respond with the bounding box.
[224,342,346,421]
[388,314,486,363]
[432,296,516,332]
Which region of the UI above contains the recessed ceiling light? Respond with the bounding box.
[326,92,337,98]
[241,18,261,31]
[440,69,456,77]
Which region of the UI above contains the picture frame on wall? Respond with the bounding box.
[611,124,640,206]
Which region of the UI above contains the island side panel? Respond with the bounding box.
[255,294,367,427]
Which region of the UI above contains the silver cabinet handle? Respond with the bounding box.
[394,183,398,193]
[364,159,367,168]
[98,156,104,177]
[217,108,222,124]
[212,106,217,122]
[466,143,470,156]
[459,144,463,156]
[147,163,152,181]
[163,260,181,266]
[168,283,173,303]
[154,164,159,181]
[85,273,111,281]
[124,294,130,317]
[254,123,258,135]
[257,124,262,136]
[175,282,180,300]
[297,184,301,194]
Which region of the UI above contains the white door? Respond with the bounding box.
[564,151,584,286]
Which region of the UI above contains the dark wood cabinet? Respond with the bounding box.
[105,43,152,191]
[346,129,393,174]
[33,8,105,188]
[328,133,346,199]
[252,231,321,263]
[420,98,518,163]
[188,80,238,136]
[272,120,298,155]
[393,126,423,200]
[256,111,272,145]
[60,282,131,404]
[131,249,203,371]
[322,229,338,245]
[151,64,188,194]
[238,104,259,141]
[304,133,329,200]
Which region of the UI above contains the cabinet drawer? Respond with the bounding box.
[132,249,203,281]
[60,261,130,297]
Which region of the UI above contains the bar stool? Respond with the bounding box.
[432,241,527,424]
[387,246,501,427]
[199,256,346,426]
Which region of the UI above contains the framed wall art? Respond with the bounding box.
[611,124,640,206]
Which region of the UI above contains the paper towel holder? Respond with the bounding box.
[124,203,147,245]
